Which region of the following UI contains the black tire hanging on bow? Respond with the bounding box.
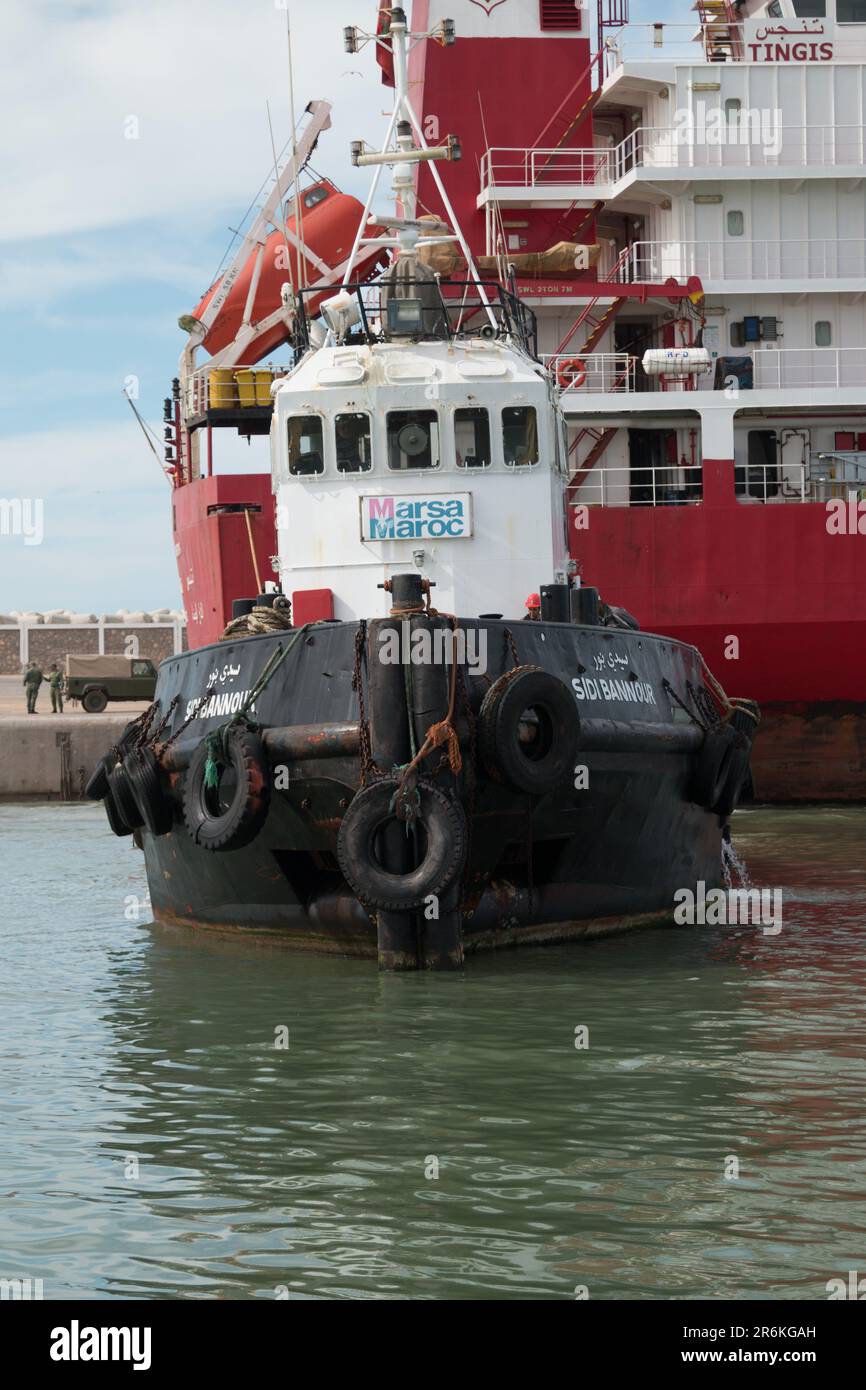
[103,786,133,837]
[337,776,467,911]
[108,761,145,831]
[692,724,751,817]
[182,725,270,852]
[478,665,579,796]
[125,746,174,837]
[85,721,141,801]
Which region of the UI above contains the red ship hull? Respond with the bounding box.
[572,462,866,799]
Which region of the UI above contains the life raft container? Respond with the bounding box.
[692,723,751,818]
[182,725,270,852]
[479,665,579,796]
[337,775,467,911]
[556,357,586,390]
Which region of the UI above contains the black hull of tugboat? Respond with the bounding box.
[121,616,741,965]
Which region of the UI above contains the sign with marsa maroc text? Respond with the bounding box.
[360,493,473,541]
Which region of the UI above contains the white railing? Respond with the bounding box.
[625,239,866,283]
[480,125,866,194]
[544,348,866,396]
[543,353,635,393]
[184,364,291,418]
[752,348,866,390]
[570,464,706,508]
[570,462,818,507]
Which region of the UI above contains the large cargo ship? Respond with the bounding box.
[165,0,865,802]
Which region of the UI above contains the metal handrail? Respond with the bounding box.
[480,124,866,192]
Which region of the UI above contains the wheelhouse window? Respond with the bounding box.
[503,406,539,467]
[455,407,491,468]
[387,410,440,470]
[815,321,832,346]
[287,416,324,475]
[335,412,372,472]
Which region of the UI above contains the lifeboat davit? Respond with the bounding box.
[192,180,386,364]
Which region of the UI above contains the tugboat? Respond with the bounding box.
[88,8,759,969]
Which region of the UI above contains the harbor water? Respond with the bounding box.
[0,802,864,1301]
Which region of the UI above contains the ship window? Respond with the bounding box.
[503,406,539,467]
[724,99,741,123]
[838,0,865,18]
[727,210,744,237]
[766,1,782,14]
[455,407,491,468]
[815,321,832,346]
[387,410,440,470]
[792,0,826,15]
[335,412,372,473]
[287,416,324,475]
[303,185,329,209]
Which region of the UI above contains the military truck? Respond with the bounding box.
[64,654,158,713]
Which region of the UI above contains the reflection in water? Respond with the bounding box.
[0,804,864,1300]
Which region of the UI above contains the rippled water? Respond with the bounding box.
[0,803,864,1300]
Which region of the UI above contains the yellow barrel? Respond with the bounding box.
[235,369,256,407]
[254,370,273,406]
[208,369,236,409]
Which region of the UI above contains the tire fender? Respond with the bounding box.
[182,725,270,852]
[478,665,579,796]
[337,776,466,912]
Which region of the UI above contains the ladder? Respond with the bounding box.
[554,245,633,358]
[696,0,742,62]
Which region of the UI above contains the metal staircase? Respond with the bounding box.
[696,0,742,62]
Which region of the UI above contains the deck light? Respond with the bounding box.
[653,23,664,46]
[343,26,358,53]
[446,134,462,161]
[350,141,364,166]
[441,19,456,44]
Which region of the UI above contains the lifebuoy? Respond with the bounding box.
[183,725,270,851]
[337,776,466,911]
[126,746,174,837]
[692,724,751,817]
[479,665,579,796]
[557,356,586,390]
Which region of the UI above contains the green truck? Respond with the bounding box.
[64,654,158,713]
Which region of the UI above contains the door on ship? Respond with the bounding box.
[628,429,665,505]
[615,320,654,392]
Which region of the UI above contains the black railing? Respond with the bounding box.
[293,279,538,360]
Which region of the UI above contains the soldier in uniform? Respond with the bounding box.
[48,663,64,713]
[23,661,44,713]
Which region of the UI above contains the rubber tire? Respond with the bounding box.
[83,688,108,713]
[109,761,145,831]
[183,726,270,852]
[478,665,579,796]
[103,787,133,837]
[85,723,141,801]
[692,725,750,816]
[337,776,467,912]
[126,746,174,837]
[714,730,752,819]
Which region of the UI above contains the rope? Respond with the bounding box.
[220,605,292,641]
[389,616,464,824]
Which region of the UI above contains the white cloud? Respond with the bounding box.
[2,0,379,244]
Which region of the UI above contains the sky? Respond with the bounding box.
[0,0,670,616]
